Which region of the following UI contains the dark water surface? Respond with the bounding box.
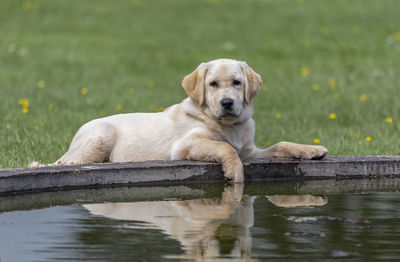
[0,179,399,261]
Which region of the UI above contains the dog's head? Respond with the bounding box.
[182,59,262,123]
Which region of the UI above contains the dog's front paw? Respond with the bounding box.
[223,160,244,183]
[272,142,328,160]
[292,145,328,160]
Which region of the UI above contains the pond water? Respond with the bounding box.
[0,179,399,261]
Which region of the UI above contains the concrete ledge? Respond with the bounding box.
[1,156,400,196]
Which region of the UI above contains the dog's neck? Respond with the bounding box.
[182,98,253,127]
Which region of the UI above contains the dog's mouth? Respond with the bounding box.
[218,111,239,119]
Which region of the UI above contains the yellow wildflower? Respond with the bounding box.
[155,51,165,60]
[19,98,29,114]
[262,85,269,92]
[146,80,154,88]
[329,78,336,88]
[329,78,337,91]
[300,67,309,77]
[34,125,39,131]
[386,117,393,124]
[329,113,336,119]
[129,88,135,94]
[116,104,123,111]
[18,98,29,108]
[359,94,367,101]
[131,0,142,6]
[40,122,45,126]
[48,104,53,111]
[313,138,320,144]
[37,80,45,89]
[365,136,372,142]
[151,106,164,112]
[302,37,311,47]
[264,141,271,146]
[22,0,32,11]
[81,87,88,95]
[321,26,330,35]
[100,109,106,115]
[312,84,319,91]
[275,113,281,119]
[355,133,360,139]
[393,32,400,41]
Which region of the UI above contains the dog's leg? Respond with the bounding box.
[172,137,244,182]
[54,135,115,165]
[221,183,244,203]
[30,121,117,167]
[242,141,328,160]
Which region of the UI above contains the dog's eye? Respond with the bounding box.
[210,81,219,87]
[233,80,241,86]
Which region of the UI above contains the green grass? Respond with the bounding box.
[1,0,400,168]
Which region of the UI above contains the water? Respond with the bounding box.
[0,179,399,261]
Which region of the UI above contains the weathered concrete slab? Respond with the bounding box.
[1,156,400,196]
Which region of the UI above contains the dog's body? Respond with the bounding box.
[31,59,328,182]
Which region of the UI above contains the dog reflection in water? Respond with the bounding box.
[84,186,327,261]
[84,184,254,260]
[266,194,327,208]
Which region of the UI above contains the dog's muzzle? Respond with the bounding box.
[220,98,234,110]
[219,98,238,118]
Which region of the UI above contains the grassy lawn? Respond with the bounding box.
[1,0,400,168]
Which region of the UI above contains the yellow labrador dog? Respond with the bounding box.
[31,59,327,182]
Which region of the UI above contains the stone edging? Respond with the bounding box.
[1,156,400,196]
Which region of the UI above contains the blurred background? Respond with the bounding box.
[1,0,399,168]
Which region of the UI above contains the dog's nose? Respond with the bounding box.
[220,98,234,110]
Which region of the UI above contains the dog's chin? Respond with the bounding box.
[217,112,239,120]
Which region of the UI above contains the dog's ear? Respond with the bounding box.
[240,62,262,104]
[182,63,208,106]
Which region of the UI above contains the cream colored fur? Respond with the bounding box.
[30,59,328,182]
[84,184,328,260]
[84,184,254,260]
[266,194,328,208]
